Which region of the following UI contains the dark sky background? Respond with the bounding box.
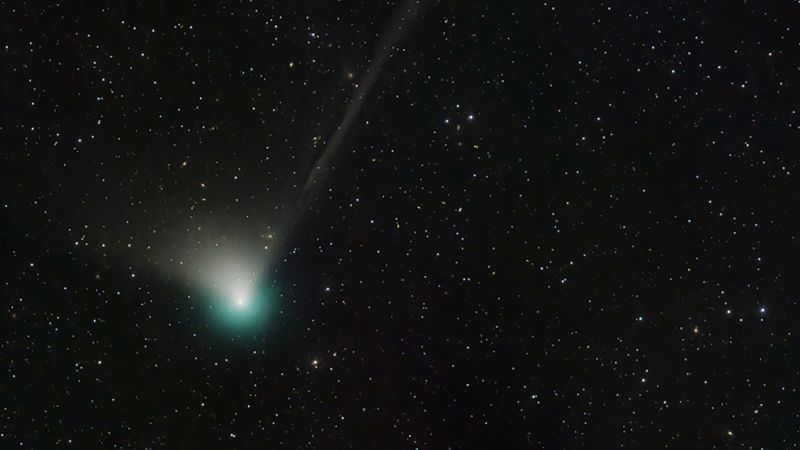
[2,1,800,448]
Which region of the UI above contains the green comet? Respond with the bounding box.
[186,245,275,334]
[206,279,272,332]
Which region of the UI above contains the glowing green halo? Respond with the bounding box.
[185,244,275,334]
[206,279,270,331]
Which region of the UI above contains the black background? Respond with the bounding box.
[2,1,800,448]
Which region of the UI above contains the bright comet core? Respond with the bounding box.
[183,242,272,332]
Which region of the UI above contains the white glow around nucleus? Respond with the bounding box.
[183,242,272,331]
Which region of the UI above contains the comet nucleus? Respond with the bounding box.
[187,243,273,332]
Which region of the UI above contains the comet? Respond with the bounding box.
[175,1,421,333]
[283,0,421,234]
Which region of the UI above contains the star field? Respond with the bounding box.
[2,1,800,448]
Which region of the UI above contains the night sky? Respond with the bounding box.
[2,1,800,448]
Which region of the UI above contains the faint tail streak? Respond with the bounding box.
[283,0,420,234]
